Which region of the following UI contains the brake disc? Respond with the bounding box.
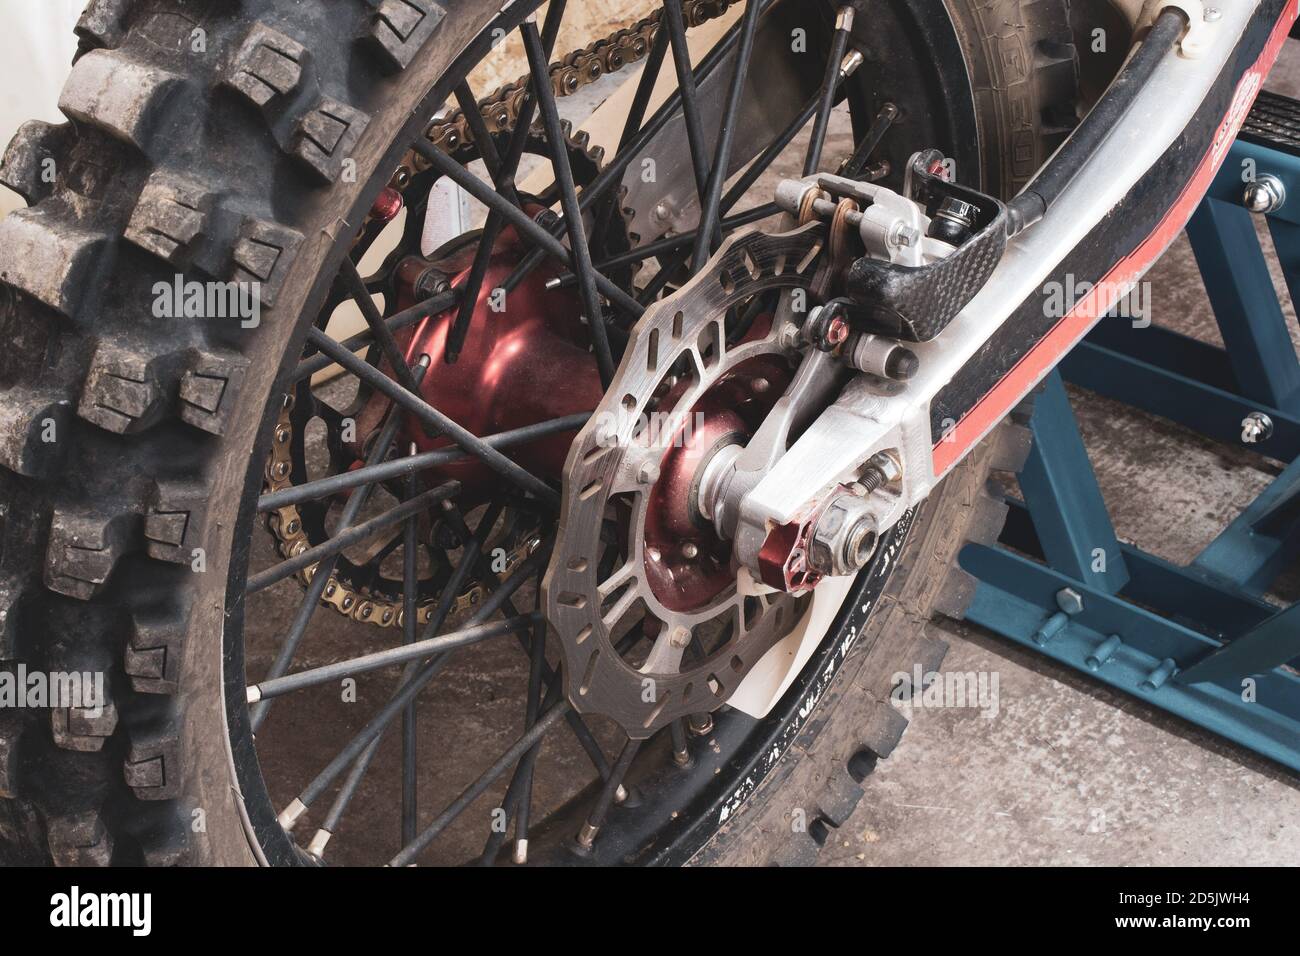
[544,222,828,738]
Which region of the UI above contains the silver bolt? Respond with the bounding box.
[652,200,673,223]
[669,625,692,649]
[1243,175,1286,214]
[890,223,920,247]
[751,377,770,394]
[681,542,699,560]
[1055,588,1084,616]
[637,460,661,485]
[1204,7,1222,21]
[1241,411,1274,444]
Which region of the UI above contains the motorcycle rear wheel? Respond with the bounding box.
[0,0,1077,866]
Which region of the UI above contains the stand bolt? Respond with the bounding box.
[1243,175,1286,215]
[1241,411,1274,444]
[1055,587,1084,615]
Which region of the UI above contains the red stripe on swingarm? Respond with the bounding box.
[931,0,1299,476]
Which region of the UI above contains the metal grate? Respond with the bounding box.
[1240,90,1300,155]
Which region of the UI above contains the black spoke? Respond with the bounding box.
[670,718,692,766]
[277,541,553,834]
[453,81,512,199]
[412,139,645,321]
[306,326,560,506]
[691,0,763,273]
[292,289,458,382]
[307,734,382,860]
[250,358,431,732]
[618,23,672,156]
[246,484,458,596]
[435,502,617,785]
[401,452,420,847]
[521,15,616,386]
[661,0,713,221]
[498,0,782,298]
[389,700,571,866]
[338,257,424,399]
[246,615,540,703]
[512,591,548,864]
[803,7,856,176]
[444,216,509,364]
[576,737,642,849]
[442,8,564,367]
[258,414,589,513]
[636,55,866,302]
[547,203,779,289]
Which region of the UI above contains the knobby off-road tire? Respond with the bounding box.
[0,0,1075,866]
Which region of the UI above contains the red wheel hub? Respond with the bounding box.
[354,217,602,497]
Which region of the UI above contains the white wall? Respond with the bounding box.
[0,1,85,216]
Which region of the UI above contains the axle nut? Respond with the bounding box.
[808,493,879,577]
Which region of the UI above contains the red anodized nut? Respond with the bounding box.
[370,187,404,223]
[825,315,850,348]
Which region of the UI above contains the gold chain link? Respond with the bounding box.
[264,396,539,630]
[396,0,731,178]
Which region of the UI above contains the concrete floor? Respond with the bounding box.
[243,41,1300,868]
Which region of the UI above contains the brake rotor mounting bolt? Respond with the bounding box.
[680,543,699,561]
[669,625,692,648]
[751,377,770,394]
[637,461,660,485]
[1242,411,1274,443]
[687,713,714,738]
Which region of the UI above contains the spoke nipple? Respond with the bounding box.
[614,785,629,805]
[512,838,529,865]
[306,828,331,860]
[576,821,600,848]
[245,685,262,705]
[839,50,864,78]
[673,744,693,768]
[277,797,308,832]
